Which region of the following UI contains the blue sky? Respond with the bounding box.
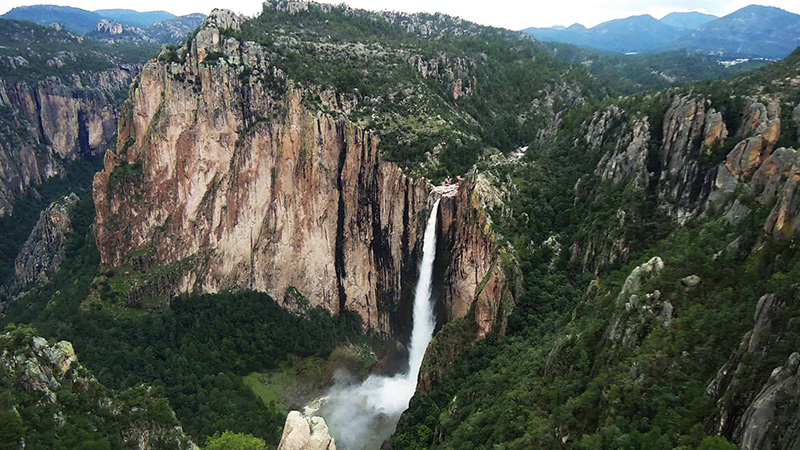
[2,0,799,29]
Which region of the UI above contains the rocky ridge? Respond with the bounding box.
[5,193,79,298]
[0,326,197,449]
[571,89,800,272]
[93,10,510,339]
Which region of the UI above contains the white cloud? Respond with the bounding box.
[1,0,799,30]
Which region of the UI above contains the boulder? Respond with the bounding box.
[278,411,336,450]
[681,275,701,287]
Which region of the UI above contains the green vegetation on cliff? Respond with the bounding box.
[392,49,800,449]
[0,19,154,81]
[1,195,363,446]
[0,325,194,449]
[234,1,603,177]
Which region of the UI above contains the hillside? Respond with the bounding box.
[543,44,767,96]
[0,5,205,45]
[393,48,800,449]
[1,1,800,450]
[0,18,145,294]
[677,5,800,59]
[0,5,103,34]
[659,11,718,29]
[0,325,196,448]
[94,9,176,28]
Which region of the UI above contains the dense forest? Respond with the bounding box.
[2,2,800,450]
[1,197,364,445]
[391,47,800,450]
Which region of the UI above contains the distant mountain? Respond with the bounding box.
[146,13,205,44]
[523,5,800,59]
[675,5,800,59]
[0,5,204,45]
[0,5,101,34]
[524,14,683,54]
[94,9,175,28]
[659,11,718,29]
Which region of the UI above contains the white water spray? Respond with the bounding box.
[316,199,441,450]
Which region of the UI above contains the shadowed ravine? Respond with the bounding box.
[312,199,441,450]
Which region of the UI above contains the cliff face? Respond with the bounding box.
[8,193,79,295]
[705,293,800,450]
[93,11,506,338]
[416,175,519,393]
[437,175,517,339]
[0,67,136,214]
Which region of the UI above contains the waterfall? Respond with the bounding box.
[406,198,440,384]
[315,199,441,450]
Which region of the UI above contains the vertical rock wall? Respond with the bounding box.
[0,68,136,214]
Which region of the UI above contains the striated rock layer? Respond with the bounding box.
[93,11,508,339]
[0,68,136,215]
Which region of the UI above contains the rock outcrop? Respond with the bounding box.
[437,174,517,339]
[657,95,726,223]
[8,193,79,294]
[706,293,800,449]
[734,352,800,450]
[93,11,504,339]
[605,256,672,351]
[572,92,800,272]
[0,67,136,214]
[278,411,336,450]
[0,326,197,449]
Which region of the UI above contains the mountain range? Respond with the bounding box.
[0,5,204,44]
[2,1,800,449]
[524,4,800,59]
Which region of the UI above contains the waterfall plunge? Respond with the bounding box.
[316,199,440,450]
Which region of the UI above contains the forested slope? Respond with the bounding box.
[392,48,800,449]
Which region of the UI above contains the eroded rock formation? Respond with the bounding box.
[705,293,800,450]
[9,193,79,295]
[93,11,507,339]
[0,68,136,214]
[573,92,800,272]
[278,411,336,450]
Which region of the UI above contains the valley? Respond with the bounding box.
[1,1,800,449]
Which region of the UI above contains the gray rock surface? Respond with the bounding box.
[11,193,79,292]
[278,411,337,450]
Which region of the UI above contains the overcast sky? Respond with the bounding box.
[1,0,799,29]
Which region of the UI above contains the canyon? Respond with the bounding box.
[92,10,513,341]
[3,2,800,449]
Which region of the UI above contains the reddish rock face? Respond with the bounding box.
[93,11,509,338]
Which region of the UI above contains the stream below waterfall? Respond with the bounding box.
[308,199,441,450]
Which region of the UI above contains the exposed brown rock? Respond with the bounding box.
[93,11,502,339]
[416,175,519,393]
